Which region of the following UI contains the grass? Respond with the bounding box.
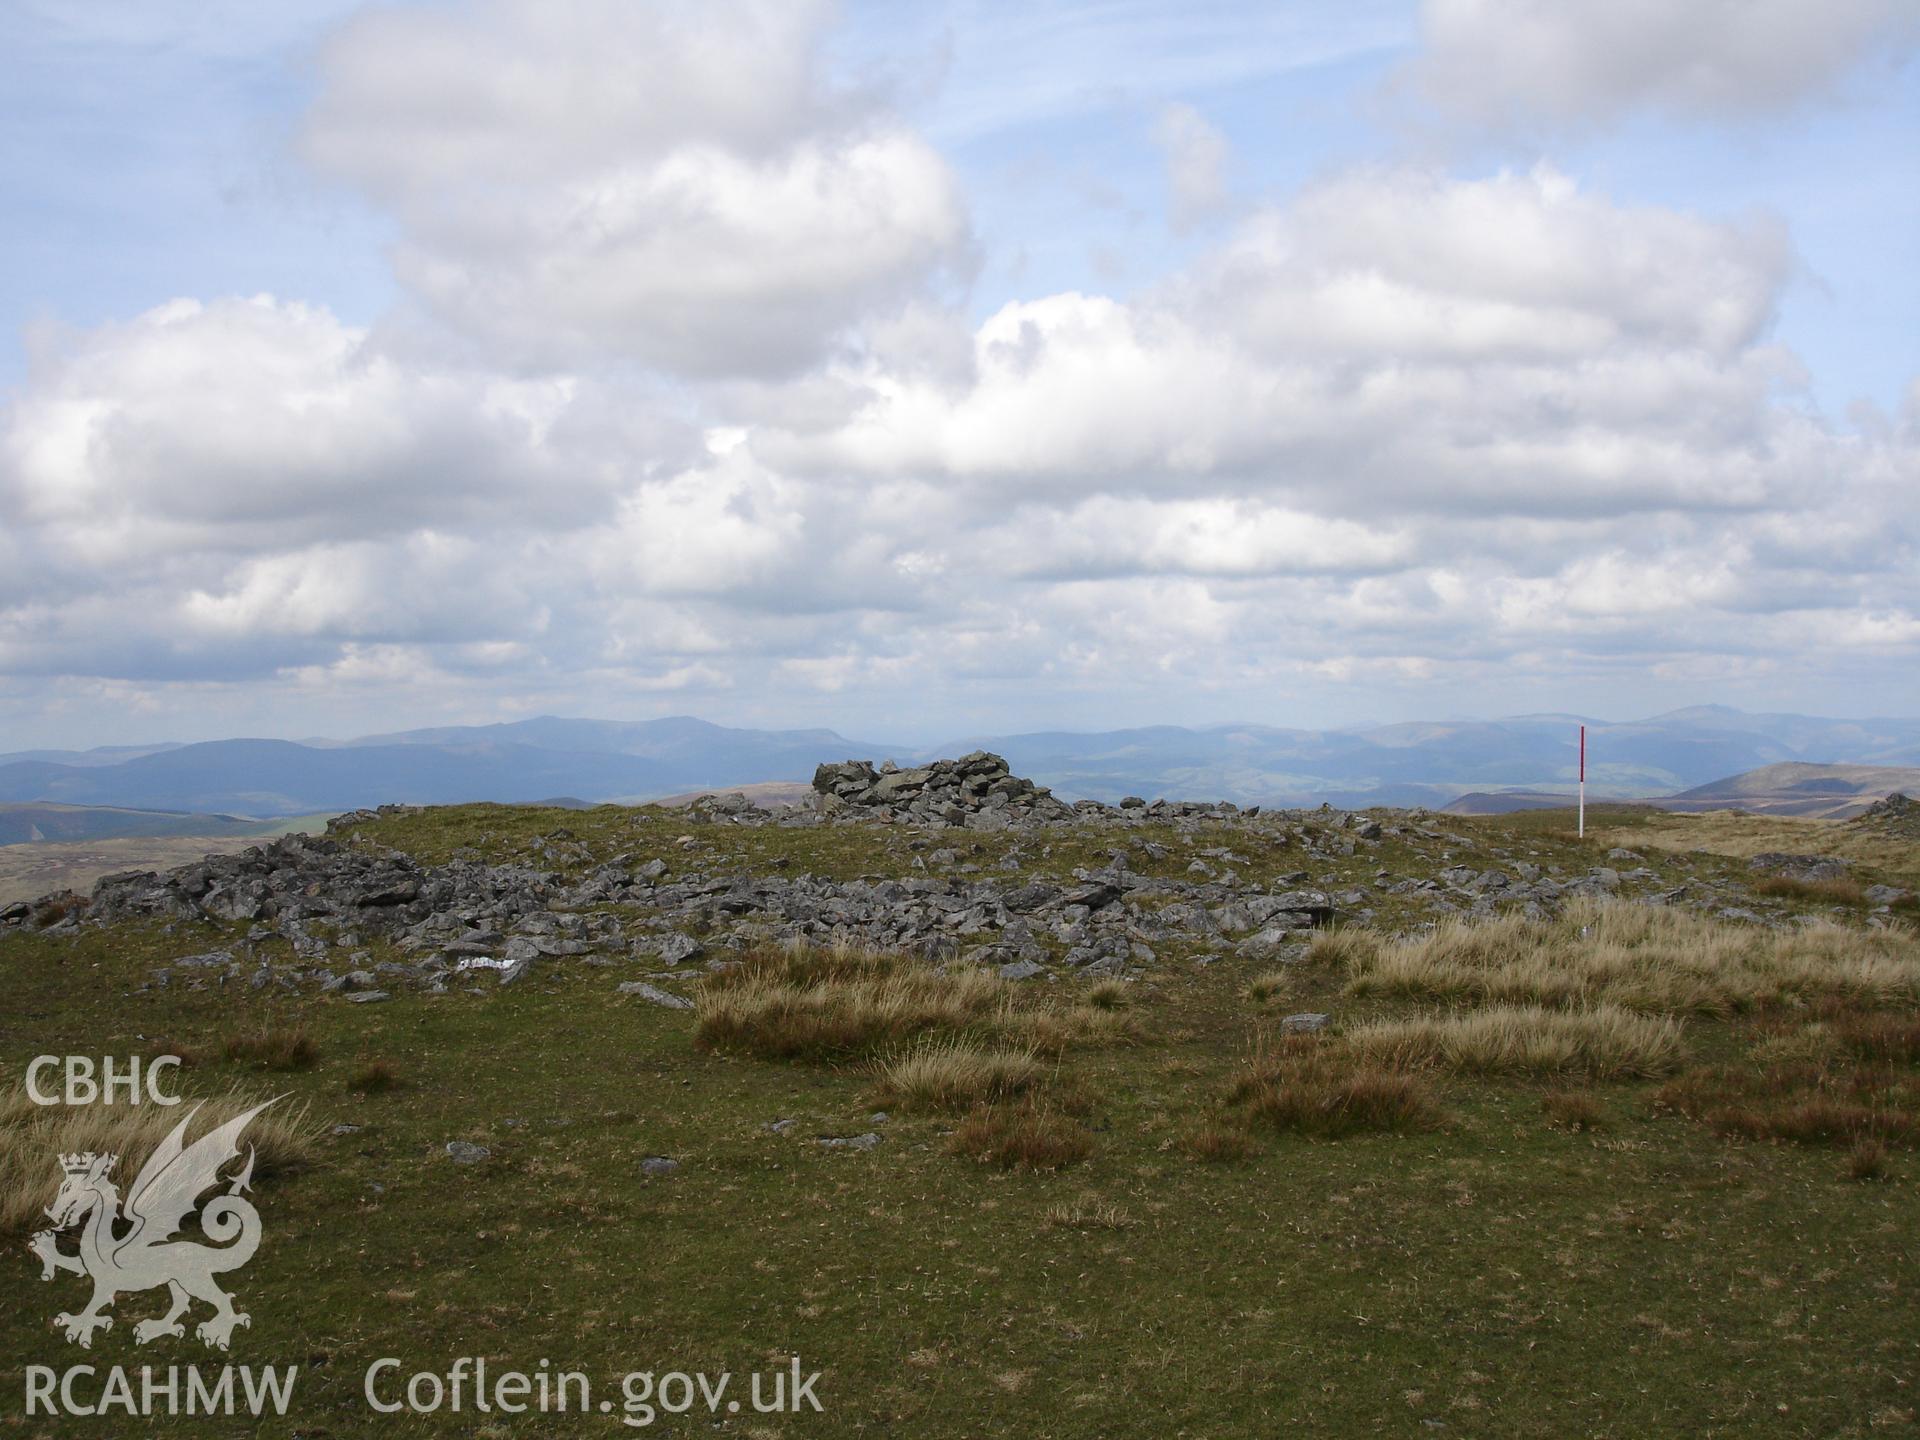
[1342,898,1920,1016]
[1608,809,1920,881]
[872,1041,1041,1112]
[1246,972,1289,1002]
[1042,1198,1135,1229]
[223,1025,321,1071]
[948,1097,1093,1170]
[1833,1012,1920,1063]
[1754,873,1868,906]
[694,943,1143,1063]
[348,1057,404,1093]
[1182,1122,1258,1162]
[1348,1005,1685,1079]
[0,1084,313,1235]
[1847,1139,1890,1181]
[1655,1060,1920,1148]
[1541,1089,1610,1132]
[694,943,1007,1061]
[1224,1034,1444,1138]
[0,798,1916,1435]
[1001,1002,1144,1053]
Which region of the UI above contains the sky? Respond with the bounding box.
[1,0,1916,750]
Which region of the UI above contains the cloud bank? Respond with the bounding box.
[1,0,1915,743]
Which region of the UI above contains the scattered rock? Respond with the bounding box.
[640,1156,680,1177]
[818,1133,882,1151]
[1748,853,1850,883]
[812,752,1073,827]
[653,933,703,966]
[618,981,694,1009]
[1853,792,1920,838]
[1281,1013,1331,1034]
[444,1141,490,1164]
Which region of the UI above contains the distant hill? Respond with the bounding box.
[937,709,1920,807]
[649,781,819,810]
[0,803,278,846]
[1441,791,1582,815]
[1660,763,1920,818]
[0,721,899,819]
[3,708,1918,818]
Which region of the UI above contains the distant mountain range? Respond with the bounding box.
[0,803,276,846]
[2,705,1918,828]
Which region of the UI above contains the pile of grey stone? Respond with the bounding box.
[811,751,1074,830]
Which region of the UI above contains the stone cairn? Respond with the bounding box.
[812,751,1075,830]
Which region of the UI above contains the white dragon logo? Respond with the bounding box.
[27,1098,279,1350]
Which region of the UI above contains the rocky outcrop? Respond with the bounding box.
[5,775,1827,1002]
[1854,792,1920,839]
[812,752,1073,829]
[1747,852,1851,883]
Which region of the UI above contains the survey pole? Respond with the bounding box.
[1578,724,1586,839]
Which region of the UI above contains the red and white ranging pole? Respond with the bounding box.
[1578,724,1586,839]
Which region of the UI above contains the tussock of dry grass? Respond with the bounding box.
[1656,1061,1920,1149]
[696,943,1142,1063]
[1307,929,1376,968]
[0,1086,314,1235]
[1343,899,1920,1017]
[1182,1123,1258,1162]
[1836,1014,1920,1064]
[223,1026,321,1071]
[1225,1034,1443,1138]
[1610,810,1918,880]
[1003,1004,1143,1053]
[1084,979,1131,1010]
[1847,1139,1890,1181]
[1348,1004,1684,1079]
[1042,1198,1135,1229]
[1246,972,1289,1002]
[1754,874,1867,906]
[872,1041,1040,1111]
[1541,1090,1610,1132]
[349,1058,403,1093]
[696,944,1006,1061]
[949,1097,1093,1170]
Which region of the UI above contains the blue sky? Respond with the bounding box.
[1,1,1916,748]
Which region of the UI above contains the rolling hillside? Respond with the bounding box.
[1661,762,1920,818]
[2,707,1918,818]
[0,802,278,846]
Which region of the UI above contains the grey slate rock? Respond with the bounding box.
[618,981,694,1009]
[818,1133,882,1150]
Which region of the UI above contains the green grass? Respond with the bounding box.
[0,803,1916,1436]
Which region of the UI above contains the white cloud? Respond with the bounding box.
[1404,0,1920,135]
[1200,166,1791,360]
[1152,102,1231,229]
[1,296,622,564]
[305,0,971,376]
[782,168,1803,521]
[1,148,1914,733]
